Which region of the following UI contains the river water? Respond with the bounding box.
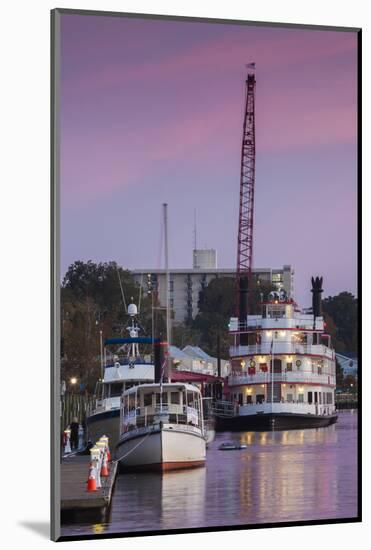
[61,411,358,538]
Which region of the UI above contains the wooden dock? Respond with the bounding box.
[61,455,118,510]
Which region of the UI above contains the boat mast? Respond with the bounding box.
[271,337,274,405]
[163,203,171,381]
[99,329,103,380]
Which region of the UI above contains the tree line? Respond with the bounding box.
[61,261,165,391]
[61,261,358,392]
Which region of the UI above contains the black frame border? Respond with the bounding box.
[51,7,362,542]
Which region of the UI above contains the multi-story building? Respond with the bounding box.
[193,248,217,269]
[132,251,294,324]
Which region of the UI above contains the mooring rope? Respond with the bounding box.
[111,429,153,465]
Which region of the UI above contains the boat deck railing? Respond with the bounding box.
[213,399,336,417]
[123,404,202,430]
[230,342,334,359]
[87,397,121,415]
[228,371,336,386]
[105,357,153,368]
[212,401,237,417]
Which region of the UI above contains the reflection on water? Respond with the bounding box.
[61,412,357,537]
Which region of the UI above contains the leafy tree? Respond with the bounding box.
[61,293,101,389]
[172,323,201,349]
[197,277,235,319]
[343,374,357,393]
[322,292,358,353]
[335,358,344,387]
[322,312,346,353]
[189,277,274,358]
[61,260,166,390]
[63,261,138,315]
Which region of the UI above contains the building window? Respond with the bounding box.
[286,363,293,372]
[298,393,304,403]
[256,394,265,404]
[308,391,313,404]
[286,394,293,402]
[326,392,333,404]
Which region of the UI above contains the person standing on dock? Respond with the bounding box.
[70,417,79,450]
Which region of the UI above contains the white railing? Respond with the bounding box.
[238,401,335,416]
[90,397,121,414]
[230,343,334,359]
[175,363,218,376]
[229,317,324,332]
[228,372,335,386]
[214,400,335,417]
[123,404,201,429]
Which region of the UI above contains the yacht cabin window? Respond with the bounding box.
[156,392,168,406]
[170,392,180,404]
[128,393,136,411]
[143,393,152,407]
[109,383,123,397]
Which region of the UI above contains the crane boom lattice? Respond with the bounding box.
[236,71,256,317]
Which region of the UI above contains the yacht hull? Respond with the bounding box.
[117,426,206,471]
[86,409,120,451]
[216,412,338,431]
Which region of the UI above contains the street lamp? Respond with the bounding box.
[70,377,77,394]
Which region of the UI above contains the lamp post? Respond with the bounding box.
[70,376,77,395]
[99,329,104,380]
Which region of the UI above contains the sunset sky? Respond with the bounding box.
[60,13,358,306]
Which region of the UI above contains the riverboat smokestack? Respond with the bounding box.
[239,276,249,346]
[311,276,323,318]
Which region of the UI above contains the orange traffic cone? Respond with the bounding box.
[87,463,97,492]
[101,453,109,477]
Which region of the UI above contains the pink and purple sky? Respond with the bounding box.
[60,14,358,307]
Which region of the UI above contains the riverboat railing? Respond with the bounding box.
[228,372,336,386]
[213,399,335,417]
[230,342,335,359]
[229,316,324,332]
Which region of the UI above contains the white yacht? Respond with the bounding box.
[86,303,154,450]
[117,382,206,471]
[215,278,337,431]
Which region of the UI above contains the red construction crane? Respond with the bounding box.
[236,65,256,325]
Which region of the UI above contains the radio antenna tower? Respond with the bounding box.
[236,63,256,326]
